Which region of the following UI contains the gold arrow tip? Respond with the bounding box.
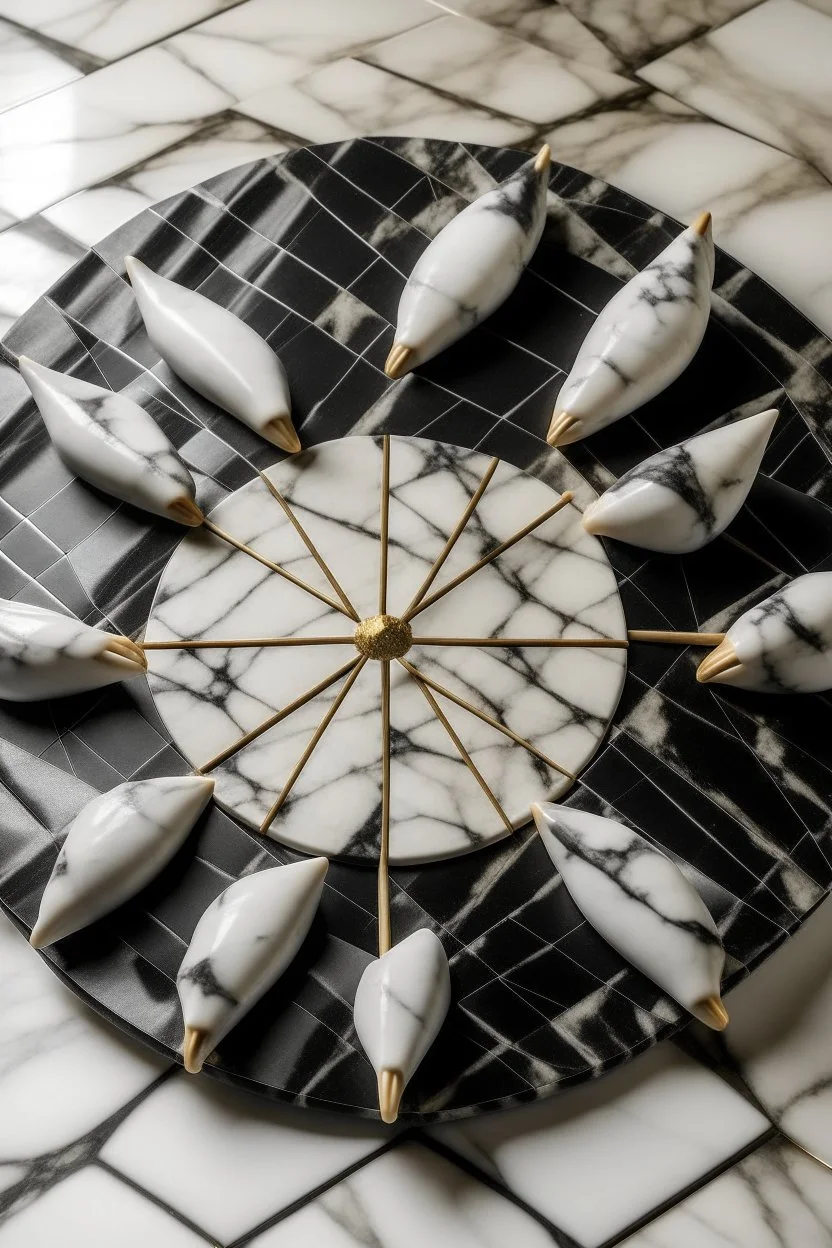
[547,409,580,447]
[690,211,712,237]
[378,1069,404,1124]
[167,496,204,527]
[384,343,413,380]
[534,144,551,174]
[695,995,729,1031]
[696,638,741,684]
[263,416,302,455]
[183,1026,208,1074]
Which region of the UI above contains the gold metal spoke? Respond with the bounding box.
[628,630,726,646]
[259,657,368,834]
[405,664,514,836]
[378,659,392,958]
[196,656,362,775]
[143,636,354,651]
[403,491,574,622]
[403,456,500,617]
[260,473,360,622]
[202,518,349,618]
[379,434,391,614]
[397,658,575,781]
[411,636,628,649]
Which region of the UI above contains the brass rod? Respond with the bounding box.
[628,630,726,647]
[404,491,574,621]
[403,456,500,617]
[259,657,368,833]
[196,657,361,774]
[411,636,628,649]
[378,659,392,958]
[143,636,355,651]
[397,658,575,781]
[379,435,391,615]
[260,473,360,622]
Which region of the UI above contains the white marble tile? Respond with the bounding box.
[0,1165,205,1247]
[0,18,81,112]
[238,56,533,150]
[0,0,242,62]
[558,0,761,66]
[0,911,166,1160]
[436,1043,768,1248]
[41,185,154,248]
[426,0,622,70]
[365,14,635,125]
[0,217,84,327]
[639,0,832,180]
[100,1073,387,1243]
[0,44,233,218]
[247,1142,554,1248]
[620,1137,832,1247]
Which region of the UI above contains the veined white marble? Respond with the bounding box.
[0,598,146,701]
[532,803,727,1027]
[145,436,627,863]
[31,776,214,948]
[126,256,300,454]
[697,571,832,692]
[385,146,550,378]
[582,408,777,552]
[177,857,328,1073]
[354,929,450,1122]
[547,214,715,446]
[20,356,201,526]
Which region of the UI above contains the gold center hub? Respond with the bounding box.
[354,614,413,660]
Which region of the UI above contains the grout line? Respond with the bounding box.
[95,1159,220,1246]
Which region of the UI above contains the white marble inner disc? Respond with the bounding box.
[145,436,627,864]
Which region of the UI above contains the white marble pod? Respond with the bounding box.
[697,571,832,692]
[177,856,328,1073]
[354,929,451,1123]
[19,357,202,527]
[547,213,715,447]
[385,147,551,380]
[126,255,300,454]
[582,408,778,553]
[0,599,146,701]
[31,776,214,948]
[531,803,727,1029]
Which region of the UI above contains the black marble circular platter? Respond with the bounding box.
[1,138,831,1122]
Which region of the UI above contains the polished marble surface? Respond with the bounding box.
[1,0,832,1244]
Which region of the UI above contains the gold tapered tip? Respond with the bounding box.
[547,409,580,448]
[167,496,204,527]
[690,211,712,237]
[695,994,729,1031]
[378,1069,404,1124]
[696,638,741,684]
[534,144,551,174]
[384,343,413,380]
[183,1026,208,1074]
[262,416,301,455]
[101,636,148,671]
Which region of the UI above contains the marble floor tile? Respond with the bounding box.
[558,0,762,67]
[435,1043,768,1248]
[0,43,235,218]
[0,1165,206,1247]
[543,92,832,336]
[100,1072,389,1243]
[0,912,167,1160]
[365,14,636,125]
[619,1137,832,1246]
[0,18,81,113]
[237,58,534,147]
[0,218,84,337]
[246,1141,555,1248]
[639,0,832,180]
[426,0,623,70]
[0,0,243,63]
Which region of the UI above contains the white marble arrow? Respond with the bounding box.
[19,356,202,527]
[0,599,146,701]
[126,255,300,454]
[697,571,832,692]
[177,856,328,1073]
[531,803,727,1029]
[385,146,551,380]
[547,213,715,447]
[31,776,214,948]
[354,928,451,1123]
[582,408,778,553]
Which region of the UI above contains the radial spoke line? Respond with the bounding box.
[406,665,514,836]
[378,659,392,958]
[379,435,391,615]
[628,629,726,646]
[404,491,574,622]
[397,658,575,781]
[411,636,627,649]
[196,656,362,775]
[202,518,350,619]
[403,456,500,618]
[143,636,355,651]
[260,473,360,622]
[260,657,368,834]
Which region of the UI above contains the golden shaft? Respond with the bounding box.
[378,659,392,958]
